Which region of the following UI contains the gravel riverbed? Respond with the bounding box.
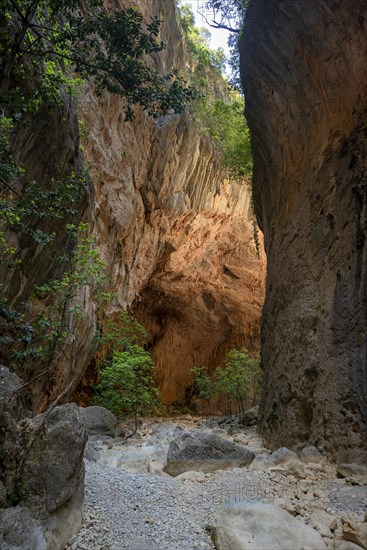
[67,419,367,550]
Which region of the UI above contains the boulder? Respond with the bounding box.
[22,403,87,550]
[80,405,117,437]
[342,514,367,549]
[0,366,27,506]
[285,459,306,479]
[176,470,206,481]
[214,501,327,549]
[336,542,366,550]
[84,439,101,462]
[299,446,323,463]
[0,506,47,550]
[165,429,255,476]
[249,454,276,471]
[337,463,367,478]
[271,447,299,465]
[309,509,338,538]
[0,367,87,550]
[239,406,259,427]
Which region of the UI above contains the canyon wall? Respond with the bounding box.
[1,0,265,408]
[73,0,265,407]
[75,0,265,406]
[241,0,367,461]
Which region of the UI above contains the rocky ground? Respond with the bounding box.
[66,416,367,550]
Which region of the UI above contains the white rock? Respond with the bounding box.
[336,541,366,550]
[176,470,205,481]
[214,501,327,549]
[250,454,276,470]
[309,509,337,538]
[299,446,323,463]
[271,448,299,465]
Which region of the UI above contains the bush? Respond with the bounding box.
[94,345,159,429]
[190,348,262,419]
[215,348,262,419]
[190,365,216,415]
[178,4,227,75]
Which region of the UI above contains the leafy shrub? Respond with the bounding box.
[215,348,262,418]
[190,347,262,418]
[190,365,216,415]
[178,4,227,76]
[94,345,159,428]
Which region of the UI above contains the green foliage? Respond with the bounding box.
[0,223,108,369]
[176,6,252,179]
[199,1,251,91]
[94,345,159,423]
[0,0,197,120]
[99,310,147,351]
[202,0,249,31]
[215,348,262,418]
[190,347,262,418]
[0,170,87,266]
[177,4,227,78]
[0,0,199,388]
[190,365,215,415]
[194,93,253,179]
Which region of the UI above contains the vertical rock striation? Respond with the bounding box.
[75,0,265,406]
[241,0,367,460]
[1,0,265,408]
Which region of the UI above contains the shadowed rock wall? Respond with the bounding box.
[241,0,367,461]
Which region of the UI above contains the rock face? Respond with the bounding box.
[21,403,87,550]
[214,501,327,550]
[164,428,255,475]
[75,0,265,406]
[1,0,265,409]
[241,0,367,460]
[0,367,87,550]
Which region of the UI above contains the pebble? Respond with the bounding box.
[65,417,366,550]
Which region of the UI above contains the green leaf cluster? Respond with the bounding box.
[99,310,147,351]
[178,4,227,77]
[94,344,159,421]
[194,93,253,179]
[191,347,262,417]
[190,365,215,415]
[0,223,108,369]
[200,0,251,92]
[215,348,262,417]
[1,0,198,120]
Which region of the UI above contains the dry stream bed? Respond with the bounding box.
[67,417,367,550]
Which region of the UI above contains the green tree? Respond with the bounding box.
[177,4,227,78]
[0,223,109,409]
[95,345,159,431]
[1,0,197,120]
[197,0,251,91]
[214,347,262,419]
[190,365,216,416]
[194,92,253,179]
[98,310,147,353]
[0,0,198,397]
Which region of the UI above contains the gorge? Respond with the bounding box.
[0,0,366,548]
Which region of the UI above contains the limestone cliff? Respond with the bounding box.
[79,88,265,407]
[241,0,367,461]
[1,0,265,408]
[73,0,265,407]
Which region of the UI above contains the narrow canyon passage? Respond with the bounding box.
[1,0,366,549]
